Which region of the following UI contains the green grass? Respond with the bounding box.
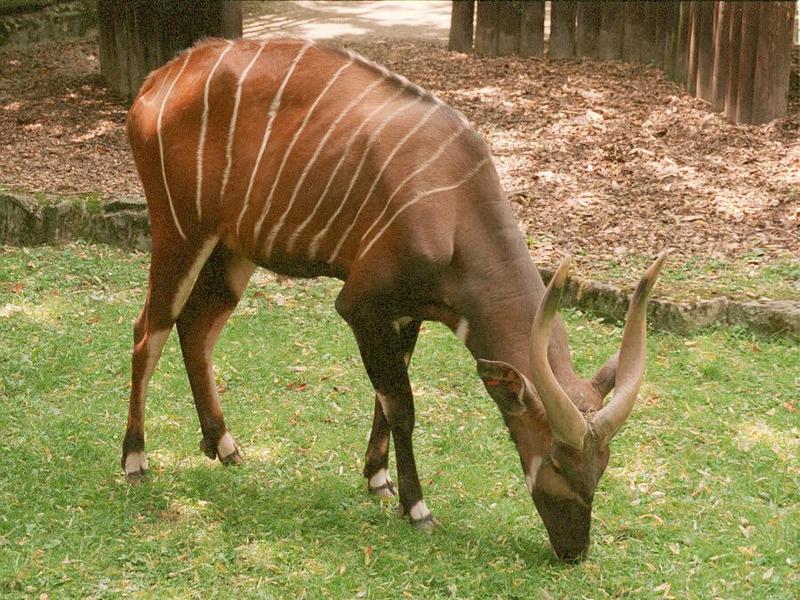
[576,252,800,303]
[1,243,798,598]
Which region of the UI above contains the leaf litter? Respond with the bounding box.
[0,34,797,300]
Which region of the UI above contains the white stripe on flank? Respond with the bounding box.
[358,157,490,260]
[327,101,442,263]
[219,41,267,205]
[237,40,314,238]
[283,76,385,254]
[357,124,466,250]
[309,95,423,260]
[290,84,406,257]
[196,41,235,221]
[258,56,354,253]
[157,50,193,240]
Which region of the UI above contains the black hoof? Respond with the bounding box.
[125,467,148,485]
[199,437,218,460]
[220,447,243,466]
[410,512,439,532]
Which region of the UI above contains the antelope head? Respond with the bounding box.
[478,252,667,561]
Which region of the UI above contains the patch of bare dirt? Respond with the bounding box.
[0,33,797,292]
[0,37,138,198]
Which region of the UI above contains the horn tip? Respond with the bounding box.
[647,250,670,280]
[553,255,572,288]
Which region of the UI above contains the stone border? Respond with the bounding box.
[0,192,150,251]
[1,191,797,338]
[539,269,798,339]
[0,1,96,47]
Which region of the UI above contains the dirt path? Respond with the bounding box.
[242,1,451,42]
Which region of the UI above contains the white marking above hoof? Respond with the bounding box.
[368,468,396,498]
[409,500,431,522]
[124,451,148,479]
[392,316,414,333]
[217,431,236,458]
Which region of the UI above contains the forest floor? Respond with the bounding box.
[0,5,798,302]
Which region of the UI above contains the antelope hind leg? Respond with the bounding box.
[122,235,219,482]
[177,245,254,465]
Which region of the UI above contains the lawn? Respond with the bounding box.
[0,243,797,598]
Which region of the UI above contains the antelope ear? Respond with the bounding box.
[477,359,536,415]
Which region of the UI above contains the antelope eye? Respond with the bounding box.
[550,459,562,474]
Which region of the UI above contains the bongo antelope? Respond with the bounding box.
[123,38,666,561]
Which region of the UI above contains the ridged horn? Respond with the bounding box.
[593,251,669,442]
[529,256,588,450]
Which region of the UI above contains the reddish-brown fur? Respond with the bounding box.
[123,37,664,561]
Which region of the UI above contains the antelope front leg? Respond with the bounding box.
[340,306,435,530]
[364,319,420,499]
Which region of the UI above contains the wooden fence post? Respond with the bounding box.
[597,1,625,60]
[98,0,241,100]
[735,2,761,123]
[549,1,577,58]
[724,2,743,120]
[475,0,498,56]
[519,1,545,56]
[694,1,716,102]
[751,1,796,124]
[711,2,731,112]
[497,0,521,55]
[576,1,601,58]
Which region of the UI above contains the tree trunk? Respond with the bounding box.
[672,1,691,84]
[711,1,731,112]
[750,1,796,124]
[724,2,743,120]
[448,0,474,52]
[694,0,716,102]
[735,2,761,123]
[497,0,521,55]
[597,1,625,60]
[623,2,648,64]
[475,0,498,56]
[687,2,699,94]
[98,0,241,101]
[575,1,601,58]
[519,1,545,56]
[663,1,681,79]
[549,1,576,58]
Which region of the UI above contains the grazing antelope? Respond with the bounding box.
[123,37,666,561]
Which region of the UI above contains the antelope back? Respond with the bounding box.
[127,38,485,274]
